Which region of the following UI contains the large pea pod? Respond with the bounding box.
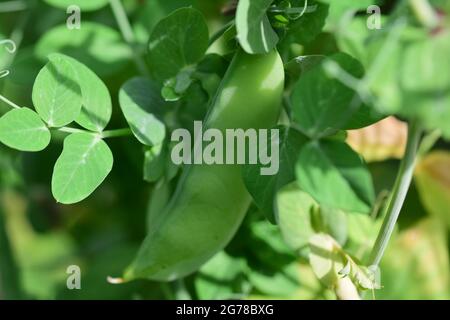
[124,49,284,281]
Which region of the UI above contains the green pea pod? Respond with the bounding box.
[124,49,284,281]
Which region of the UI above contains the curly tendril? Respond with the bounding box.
[0,39,17,79]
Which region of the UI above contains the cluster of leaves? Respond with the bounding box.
[1,0,449,300]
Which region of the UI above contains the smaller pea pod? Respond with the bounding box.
[123,49,285,281]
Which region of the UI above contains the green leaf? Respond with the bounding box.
[319,0,372,31]
[32,54,82,127]
[278,1,329,58]
[143,144,166,183]
[242,126,308,222]
[43,0,108,11]
[133,0,194,44]
[119,77,166,147]
[236,0,279,54]
[52,133,113,204]
[399,32,450,139]
[290,53,381,138]
[247,262,301,297]
[296,140,375,213]
[195,251,246,300]
[146,179,172,231]
[35,22,131,76]
[285,55,325,85]
[276,183,316,251]
[50,54,112,132]
[148,7,209,82]
[0,108,51,152]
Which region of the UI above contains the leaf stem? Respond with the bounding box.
[101,128,133,139]
[0,0,27,13]
[108,0,149,77]
[56,127,133,139]
[56,126,87,135]
[368,120,422,267]
[409,0,440,29]
[0,93,21,109]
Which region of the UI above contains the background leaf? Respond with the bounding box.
[35,22,131,76]
[43,0,109,11]
[276,183,316,251]
[415,151,450,228]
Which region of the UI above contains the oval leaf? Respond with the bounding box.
[50,53,112,132]
[296,140,375,213]
[291,53,382,138]
[52,133,113,204]
[147,7,209,82]
[32,54,82,127]
[236,0,279,54]
[0,108,51,152]
[119,77,166,146]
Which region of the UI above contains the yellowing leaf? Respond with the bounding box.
[415,151,450,228]
[347,116,407,162]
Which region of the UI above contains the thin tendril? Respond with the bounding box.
[0,39,17,79]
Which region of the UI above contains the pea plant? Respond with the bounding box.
[0,0,449,300]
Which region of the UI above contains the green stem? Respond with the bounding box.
[0,196,22,299]
[409,0,440,29]
[56,126,87,135]
[0,93,21,109]
[109,0,149,76]
[368,120,422,267]
[56,127,132,139]
[0,1,27,12]
[418,129,441,157]
[101,128,133,139]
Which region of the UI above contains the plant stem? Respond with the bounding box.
[0,0,27,13]
[368,120,422,267]
[418,129,441,157]
[57,127,132,139]
[0,93,21,109]
[101,128,133,139]
[409,0,440,29]
[109,0,149,77]
[56,126,87,135]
